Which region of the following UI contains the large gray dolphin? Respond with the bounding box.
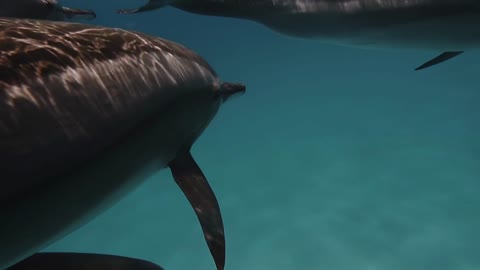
[0,0,96,21]
[0,18,245,270]
[118,0,480,70]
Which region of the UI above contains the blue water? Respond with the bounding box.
[46,1,480,269]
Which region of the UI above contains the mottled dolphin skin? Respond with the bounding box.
[118,0,480,70]
[0,18,245,270]
[0,0,96,21]
[7,253,164,270]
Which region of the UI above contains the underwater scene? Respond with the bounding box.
[1,0,480,270]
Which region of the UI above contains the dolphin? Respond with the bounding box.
[0,0,96,21]
[0,18,245,270]
[7,252,164,270]
[117,0,480,70]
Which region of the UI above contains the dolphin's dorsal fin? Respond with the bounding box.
[118,0,174,15]
[7,252,164,270]
[415,51,464,71]
[169,151,225,270]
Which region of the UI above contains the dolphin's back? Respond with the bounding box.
[0,18,218,201]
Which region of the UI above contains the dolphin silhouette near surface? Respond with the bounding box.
[0,0,96,21]
[0,17,245,270]
[118,0,480,70]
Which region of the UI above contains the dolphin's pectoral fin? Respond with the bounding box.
[118,0,172,14]
[7,252,164,270]
[60,7,96,20]
[169,151,225,270]
[415,51,464,71]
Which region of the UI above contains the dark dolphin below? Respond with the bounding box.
[0,18,245,270]
[0,0,96,21]
[7,253,164,270]
[118,0,480,70]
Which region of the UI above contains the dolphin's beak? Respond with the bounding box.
[219,82,246,103]
[60,7,96,20]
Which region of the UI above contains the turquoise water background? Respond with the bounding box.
[46,1,480,269]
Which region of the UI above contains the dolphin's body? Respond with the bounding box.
[0,0,96,21]
[0,18,245,270]
[118,0,480,70]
